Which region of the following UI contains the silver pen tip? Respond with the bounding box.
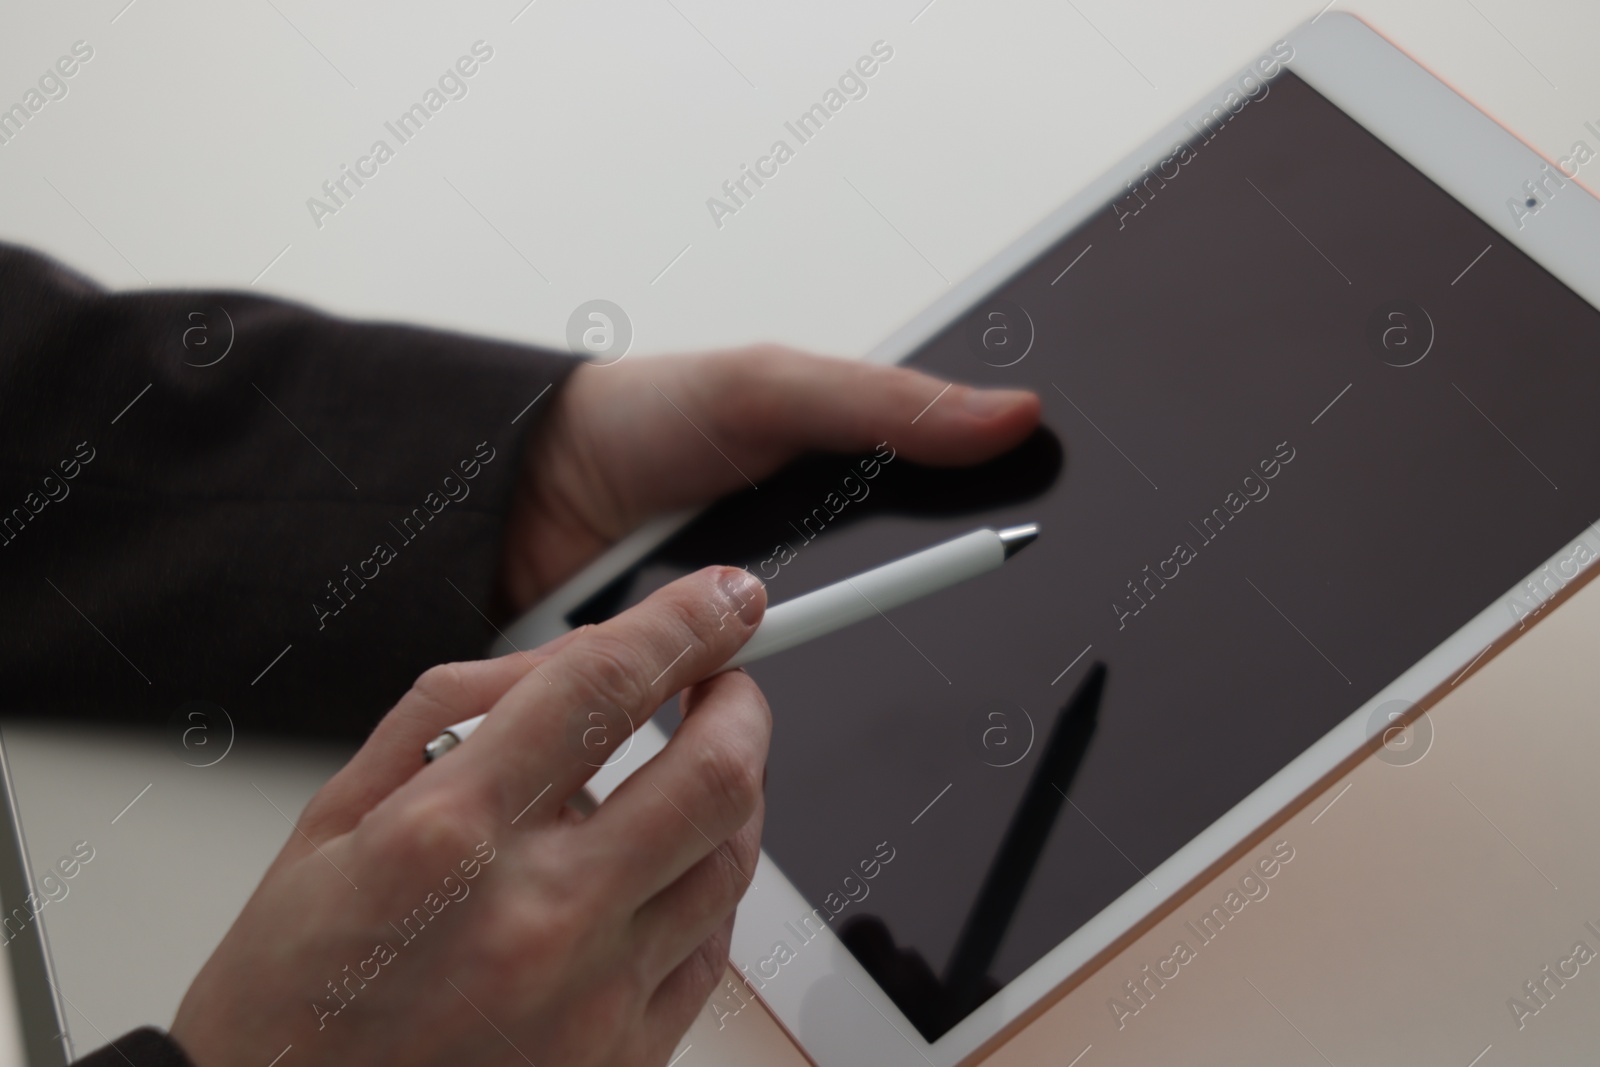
[423,734,460,763]
[998,522,1040,559]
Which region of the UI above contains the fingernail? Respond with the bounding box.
[962,387,1028,418]
[719,567,766,627]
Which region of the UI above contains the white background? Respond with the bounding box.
[2,0,1598,1062]
[2,0,1596,360]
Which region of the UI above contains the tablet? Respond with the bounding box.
[0,735,69,1067]
[499,13,1600,1066]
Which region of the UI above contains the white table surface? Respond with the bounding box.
[3,0,1598,1063]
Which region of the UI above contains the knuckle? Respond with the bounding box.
[377,790,484,863]
[691,736,762,827]
[678,938,728,1014]
[480,900,580,993]
[411,662,469,711]
[568,632,654,714]
[695,922,735,987]
[706,860,750,921]
[693,670,774,739]
[729,671,773,730]
[504,894,581,959]
[725,815,764,885]
[705,346,800,432]
[706,812,763,911]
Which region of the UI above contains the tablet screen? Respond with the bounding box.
[575,70,1600,1040]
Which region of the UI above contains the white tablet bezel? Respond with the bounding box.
[494,14,1600,1065]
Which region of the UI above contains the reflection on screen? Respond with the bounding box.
[581,72,1600,1039]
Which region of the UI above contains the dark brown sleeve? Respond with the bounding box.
[72,1028,194,1067]
[0,242,579,739]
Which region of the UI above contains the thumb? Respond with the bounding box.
[296,629,588,842]
[689,345,1041,467]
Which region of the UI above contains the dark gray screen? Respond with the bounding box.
[581,72,1600,1039]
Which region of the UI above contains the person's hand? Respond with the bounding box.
[502,345,1041,609]
[171,565,771,1067]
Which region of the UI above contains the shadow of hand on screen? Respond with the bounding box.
[568,426,1063,626]
[839,663,1107,1044]
[670,424,1064,560]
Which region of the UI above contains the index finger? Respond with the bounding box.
[449,564,766,821]
[305,625,593,841]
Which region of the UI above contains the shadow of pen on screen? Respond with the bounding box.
[838,661,1107,1043]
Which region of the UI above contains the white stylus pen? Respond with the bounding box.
[423,522,1039,761]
